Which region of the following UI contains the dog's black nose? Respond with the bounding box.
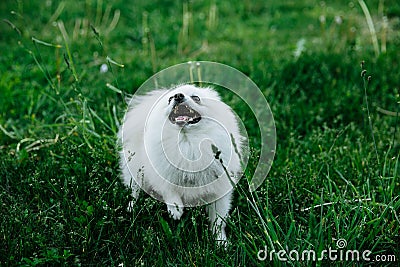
[174,93,185,103]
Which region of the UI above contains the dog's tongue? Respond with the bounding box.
[175,116,189,122]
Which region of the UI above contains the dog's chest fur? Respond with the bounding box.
[147,128,228,187]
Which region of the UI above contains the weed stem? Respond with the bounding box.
[362,68,379,164]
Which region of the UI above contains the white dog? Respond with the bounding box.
[119,84,244,244]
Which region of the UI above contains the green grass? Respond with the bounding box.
[1,0,399,266]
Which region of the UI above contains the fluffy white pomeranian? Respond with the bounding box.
[118,84,244,244]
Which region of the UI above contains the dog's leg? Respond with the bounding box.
[121,164,141,211]
[164,193,184,220]
[127,180,141,211]
[207,191,232,246]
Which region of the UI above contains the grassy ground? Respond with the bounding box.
[1,0,399,266]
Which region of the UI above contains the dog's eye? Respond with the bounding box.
[191,95,200,103]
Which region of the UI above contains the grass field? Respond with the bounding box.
[1,0,399,266]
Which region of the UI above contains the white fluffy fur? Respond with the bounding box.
[118,84,244,244]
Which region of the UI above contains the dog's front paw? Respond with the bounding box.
[167,204,184,220]
[216,239,229,249]
[127,200,134,212]
[211,222,229,249]
[215,229,228,248]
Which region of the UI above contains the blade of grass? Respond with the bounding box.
[58,21,79,82]
[358,0,380,57]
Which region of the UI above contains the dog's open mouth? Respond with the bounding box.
[169,103,201,126]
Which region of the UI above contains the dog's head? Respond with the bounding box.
[168,92,202,126]
[164,85,220,128]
